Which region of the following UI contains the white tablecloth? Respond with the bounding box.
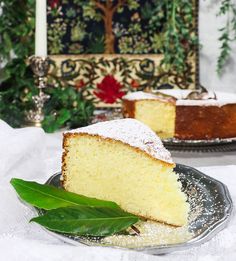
[0,120,235,261]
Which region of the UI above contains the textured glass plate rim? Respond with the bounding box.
[37,164,233,255]
[162,137,236,146]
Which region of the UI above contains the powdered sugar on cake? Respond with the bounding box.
[123,90,236,107]
[67,119,173,164]
[123,92,161,100]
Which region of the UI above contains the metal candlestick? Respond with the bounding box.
[26,56,50,127]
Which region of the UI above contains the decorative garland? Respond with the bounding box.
[0,0,235,132]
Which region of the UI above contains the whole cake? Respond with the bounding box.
[122,90,236,140]
[62,119,189,227]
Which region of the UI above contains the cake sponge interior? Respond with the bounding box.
[134,100,176,138]
[62,134,189,227]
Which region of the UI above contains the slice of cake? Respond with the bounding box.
[123,90,236,140]
[122,92,176,138]
[62,119,189,226]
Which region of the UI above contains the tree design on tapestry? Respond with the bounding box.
[47,0,182,55]
[47,0,198,104]
[90,0,137,54]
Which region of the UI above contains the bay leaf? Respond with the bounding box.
[10,178,119,210]
[31,206,139,236]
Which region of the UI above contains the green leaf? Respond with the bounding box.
[56,109,71,125]
[31,206,139,236]
[10,178,120,210]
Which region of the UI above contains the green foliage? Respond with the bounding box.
[82,1,102,22]
[0,0,94,132]
[0,0,35,60]
[126,0,140,10]
[217,0,236,75]
[42,86,94,133]
[10,178,120,210]
[159,0,197,80]
[11,178,139,237]
[31,206,139,236]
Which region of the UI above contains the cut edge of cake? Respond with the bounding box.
[123,94,176,138]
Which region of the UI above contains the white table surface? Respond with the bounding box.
[1,124,236,261]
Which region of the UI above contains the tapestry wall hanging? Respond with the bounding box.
[47,0,199,106]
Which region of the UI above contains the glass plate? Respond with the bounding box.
[162,138,236,152]
[37,164,233,255]
[163,137,236,146]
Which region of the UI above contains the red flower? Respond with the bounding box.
[74,79,85,90]
[131,79,140,88]
[94,75,126,104]
[48,0,60,9]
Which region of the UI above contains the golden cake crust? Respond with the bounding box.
[175,104,236,139]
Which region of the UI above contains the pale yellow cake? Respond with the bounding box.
[62,119,189,226]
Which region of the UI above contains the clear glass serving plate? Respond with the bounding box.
[162,138,236,152]
[37,164,233,255]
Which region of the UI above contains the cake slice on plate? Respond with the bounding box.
[62,119,189,226]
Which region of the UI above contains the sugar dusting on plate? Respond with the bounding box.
[102,221,192,248]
